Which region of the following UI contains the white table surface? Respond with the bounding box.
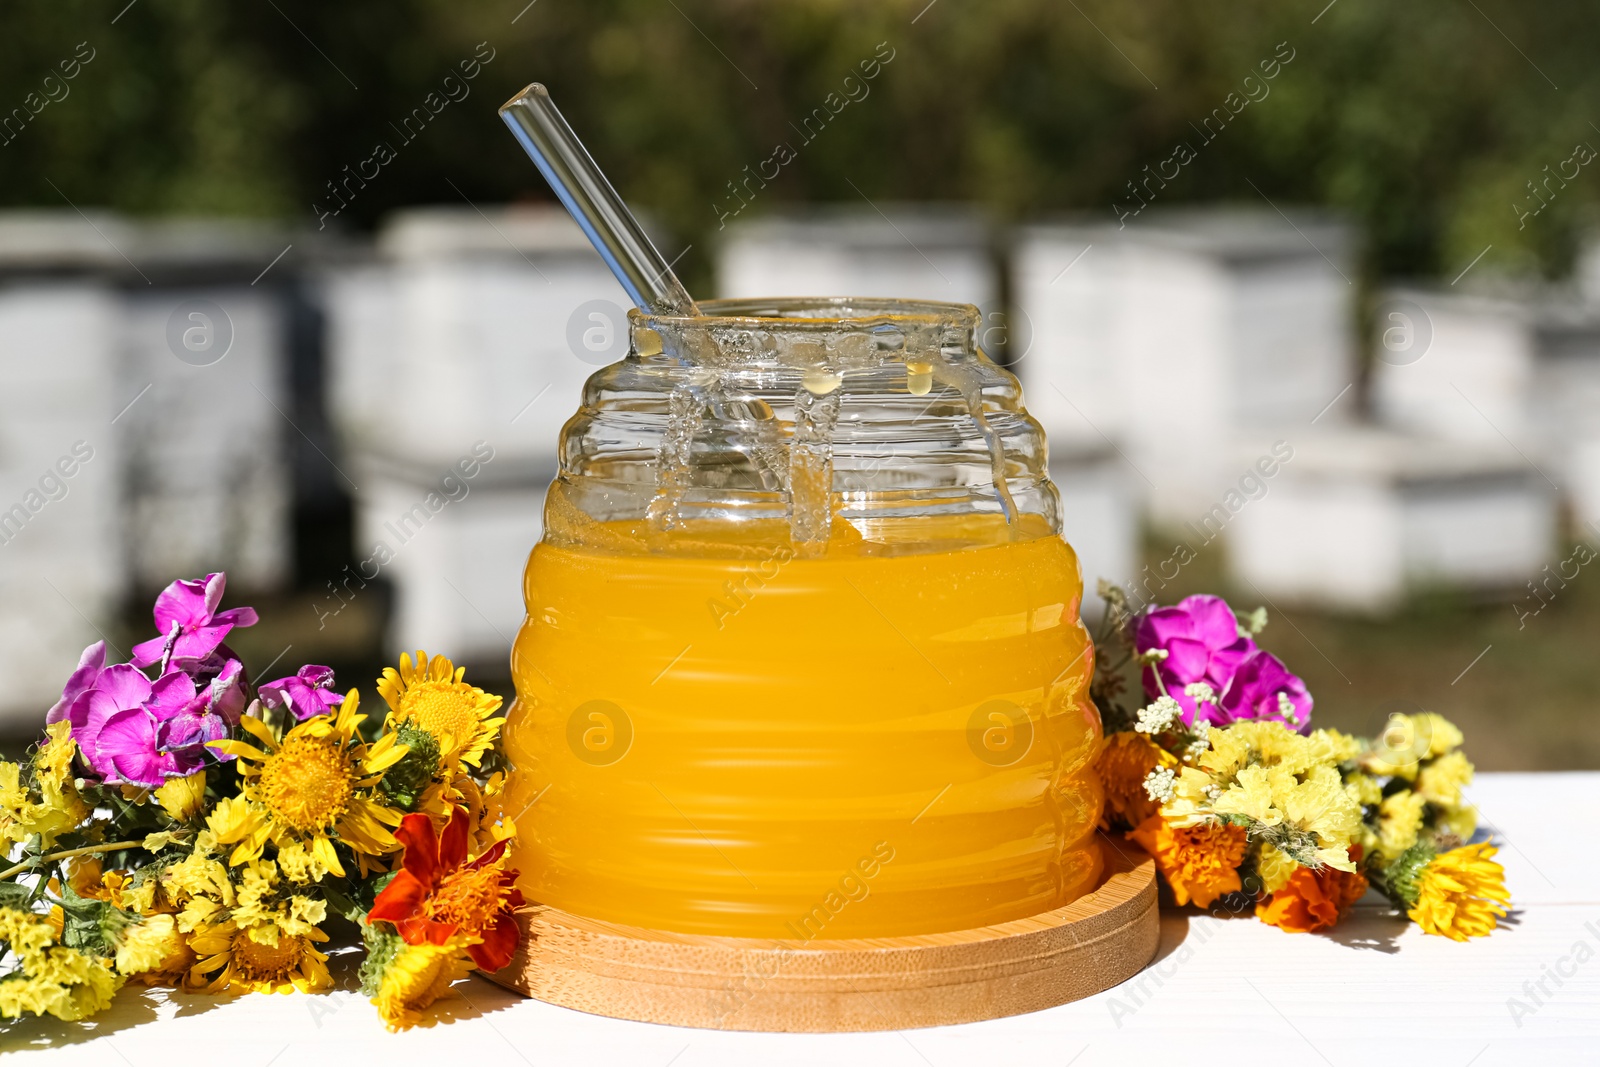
[10,772,1599,1066]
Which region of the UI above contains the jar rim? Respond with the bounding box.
[629,296,981,330]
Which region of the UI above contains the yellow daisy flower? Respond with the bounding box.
[70,864,150,914]
[208,690,407,880]
[1161,765,1220,825]
[1364,712,1462,778]
[378,651,505,773]
[1202,720,1317,780]
[370,937,477,1031]
[1208,760,1360,872]
[188,918,332,994]
[36,721,80,794]
[0,761,35,844]
[1306,727,1361,766]
[1408,843,1509,940]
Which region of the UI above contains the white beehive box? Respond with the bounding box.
[1575,226,1600,303]
[1049,444,1138,620]
[1529,301,1600,529]
[716,206,997,313]
[324,205,631,663]
[1015,210,1358,524]
[1570,439,1600,533]
[1011,224,1120,453]
[119,218,296,591]
[327,205,633,470]
[1226,428,1556,612]
[352,456,541,671]
[0,254,126,729]
[1531,302,1600,439]
[1369,287,1533,446]
[1371,286,1600,529]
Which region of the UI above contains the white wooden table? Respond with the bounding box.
[13,772,1599,1065]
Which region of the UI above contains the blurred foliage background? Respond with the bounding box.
[3,0,1597,768]
[3,0,1596,288]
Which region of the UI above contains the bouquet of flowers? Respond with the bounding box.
[1092,584,1509,940]
[0,573,522,1029]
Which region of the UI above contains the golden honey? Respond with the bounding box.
[503,502,1103,939]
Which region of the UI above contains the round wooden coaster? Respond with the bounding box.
[485,836,1158,1032]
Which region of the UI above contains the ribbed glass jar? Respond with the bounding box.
[502,297,1102,938]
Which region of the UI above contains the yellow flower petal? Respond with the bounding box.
[209,739,271,762]
[239,715,280,750]
[1409,843,1509,940]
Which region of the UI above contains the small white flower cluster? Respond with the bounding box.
[1183,681,1217,706]
[1203,783,1222,803]
[1143,765,1177,803]
[1135,695,1182,734]
[1186,718,1211,759]
[1277,691,1302,726]
[1136,648,1170,666]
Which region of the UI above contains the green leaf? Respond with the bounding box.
[321,882,367,926]
[0,881,34,909]
[56,883,137,957]
[59,903,111,955]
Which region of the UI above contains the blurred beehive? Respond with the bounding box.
[119,218,295,591]
[0,215,125,729]
[1372,285,1600,531]
[0,212,297,727]
[717,205,998,309]
[1225,429,1557,612]
[322,205,631,664]
[1014,210,1359,526]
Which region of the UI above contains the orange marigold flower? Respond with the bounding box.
[1256,857,1369,933]
[367,806,525,971]
[1128,814,1247,908]
[1096,733,1175,830]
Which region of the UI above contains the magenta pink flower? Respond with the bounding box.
[1135,595,1257,721]
[62,658,246,786]
[1134,593,1312,732]
[49,571,265,785]
[131,573,258,671]
[1217,650,1312,732]
[258,665,343,721]
[153,658,248,755]
[68,664,187,786]
[46,641,107,725]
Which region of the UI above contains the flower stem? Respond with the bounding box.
[0,840,148,881]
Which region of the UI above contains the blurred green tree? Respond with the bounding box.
[1,0,1596,287]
